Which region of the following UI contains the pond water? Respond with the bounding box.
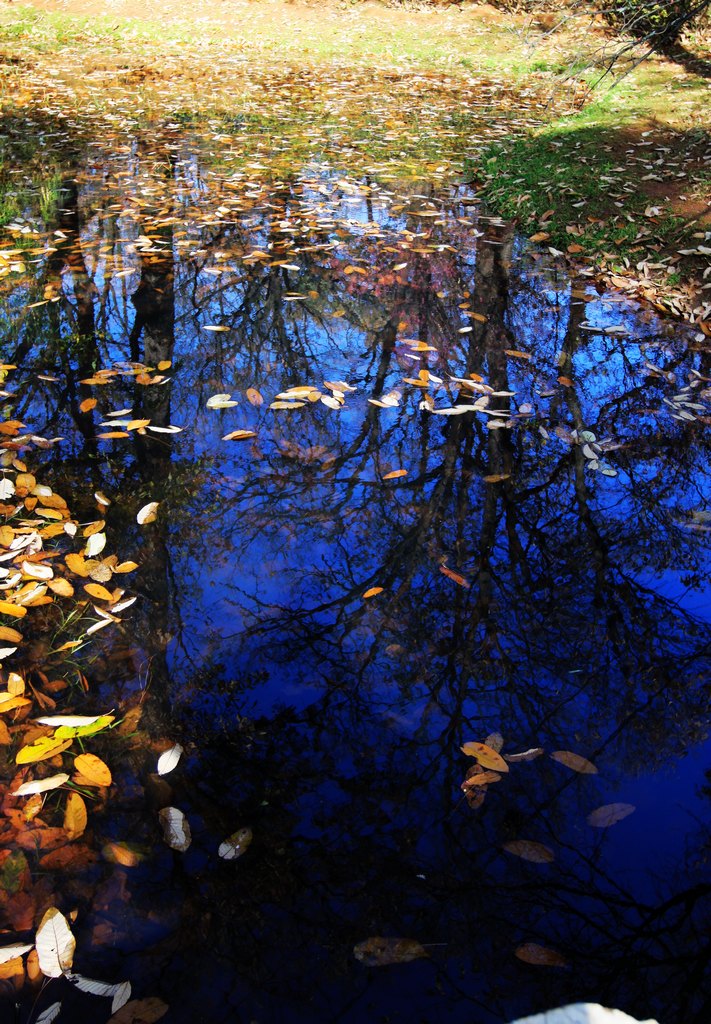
[1,131,710,1024]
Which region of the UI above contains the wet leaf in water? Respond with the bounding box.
[102,842,144,867]
[63,792,88,840]
[246,387,263,406]
[85,533,106,558]
[353,936,428,966]
[503,840,555,863]
[136,502,160,525]
[0,942,33,964]
[383,469,408,480]
[222,429,256,441]
[35,1004,61,1024]
[108,998,169,1023]
[483,473,511,483]
[36,907,76,977]
[505,747,545,763]
[73,753,112,787]
[587,803,635,827]
[484,732,504,752]
[362,587,384,599]
[67,973,131,1012]
[158,807,191,852]
[218,827,253,860]
[84,583,114,602]
[440,565,470,588]
[156,743,183,776]
[550,750,598,774]
[514,943,568,967]
[461,742,509,773]
[16,736,73,764]
[206,393,238,409]
[13,773,69,797]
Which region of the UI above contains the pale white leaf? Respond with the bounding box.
[0,942,33,964]
[13,773,69,796]
[157,743,183,776]
[35,715,103,727]
[36,907,76,978]
[85,533,106,558]
[136,502,159,525]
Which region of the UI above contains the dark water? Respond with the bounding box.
[1,134,711,1024]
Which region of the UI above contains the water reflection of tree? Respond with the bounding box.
[4,139,711,1024]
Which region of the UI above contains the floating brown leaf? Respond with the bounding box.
[587,803,635,828]
[353,937,427,967]
[550,750,598,774]
[503,840,555,863]
[514,943,568,967]
[108,998,169,1024]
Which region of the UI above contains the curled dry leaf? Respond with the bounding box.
[550,750,598,774]
[353,937,428,967]
[158,806,191,852]
[460,741,509,773]
[503,840,555,863]
[35,907,76,978]
[136,502,160,526]
[587,803,635,828]
[218,826,253,860]
[514,943,568,968]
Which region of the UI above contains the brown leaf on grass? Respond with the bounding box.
[353,937,427,966]
[550,750,598,774]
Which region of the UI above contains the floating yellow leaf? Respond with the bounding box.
[64,792,87,840]
[84,583,113,602]
[0,601,26,619]
[362,587,384,599]
[74,753,112,787]
[16,736,73,764]
[461,741,509,773]
[222,430,256,442]
[383,469,407,480]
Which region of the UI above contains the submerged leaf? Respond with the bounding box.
[503,840,555,863]
[550,750,598,774]
[218,827,253,860]
[158,807,191,852]
[514,943,568,967]
[353,937,428,967]
[587,803,635,828]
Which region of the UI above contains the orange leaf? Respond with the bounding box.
[362,587,384,599]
